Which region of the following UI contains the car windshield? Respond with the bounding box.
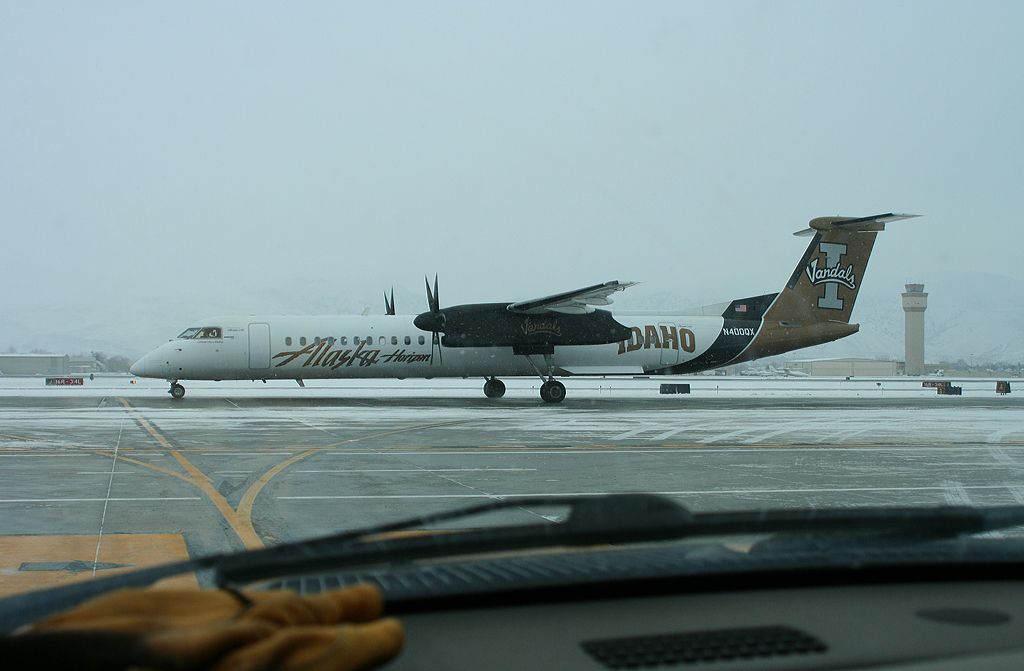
[1,0,1022,635]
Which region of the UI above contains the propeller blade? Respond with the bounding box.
[431,331,443,365]
[383,288,396,316]
[424,276,435,312]
[421,274,443,364]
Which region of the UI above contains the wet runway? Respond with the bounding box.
[1,379,1022,594]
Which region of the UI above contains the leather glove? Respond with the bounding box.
[3,582,403,671]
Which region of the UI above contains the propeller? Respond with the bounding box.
[413,274,445,365]
[384,287,396,316]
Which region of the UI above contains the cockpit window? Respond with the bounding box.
[179,327,222,339]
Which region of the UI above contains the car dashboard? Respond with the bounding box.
[260,540,1024,670]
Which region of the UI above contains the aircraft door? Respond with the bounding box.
[248,323,271,369]
[658,322,681,366]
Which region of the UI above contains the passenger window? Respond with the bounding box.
[314,336,321,345]
[418,335,425,345]
[379,336,386,346]
[404,336,411,345]
[285,337,292,346]
[391,336,398,345]
[300,337,307,346]
[366,335,371,344]
[340,336,347,346]
[327,337,335,345]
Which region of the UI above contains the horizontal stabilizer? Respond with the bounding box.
[794,212,920,237]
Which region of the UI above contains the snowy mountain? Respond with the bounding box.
[793,271,1024,364]
[1,272,1020,364]
[614,270,1024,365]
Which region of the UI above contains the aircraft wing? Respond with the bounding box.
[507,280,638,315]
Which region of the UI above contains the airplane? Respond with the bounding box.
[129,212,918,402]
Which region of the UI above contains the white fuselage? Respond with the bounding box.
[130,314,735,381]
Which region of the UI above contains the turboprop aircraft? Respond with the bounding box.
[130,213,917,403]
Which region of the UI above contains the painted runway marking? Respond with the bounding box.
[741,421,819,445]
[318,446,1024,456]
[92,416,125,576]
[0,497,202,503]
[922,463,1009,467]
[224,399,242,409]
[294,468,537,473]
[650,424,699,441]
[942,480,1004,539]
[77,471,137,475]
[610,427,648,441]
[700,427,758,444]
[987,446,1018,465]
[119,398,264,550]
[233,419,474,540]
[0,433,46,443]
[941,480,972,505]
[0,454,86,458]
[278,484,1023,500]
[987,428,1019,443]
[200,452,294,456]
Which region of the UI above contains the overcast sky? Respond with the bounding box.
[2,2,1022,346]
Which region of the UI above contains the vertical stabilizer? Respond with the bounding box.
[736,213,919,362]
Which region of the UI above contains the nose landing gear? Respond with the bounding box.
[169,382,185,400]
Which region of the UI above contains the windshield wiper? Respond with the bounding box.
[4,494,1024,634]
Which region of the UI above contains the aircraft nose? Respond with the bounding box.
[129,356,146,377]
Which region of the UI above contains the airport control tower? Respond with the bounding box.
[902,283,928,375]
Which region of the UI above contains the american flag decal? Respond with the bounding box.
[735,304,748,313]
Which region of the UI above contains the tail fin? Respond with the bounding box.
[738,212,919,361]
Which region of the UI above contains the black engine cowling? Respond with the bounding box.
[416,303,631,348]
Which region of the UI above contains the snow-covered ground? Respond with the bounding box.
[0,374,1019,399]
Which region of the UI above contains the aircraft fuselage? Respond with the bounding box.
[130,314,735,381]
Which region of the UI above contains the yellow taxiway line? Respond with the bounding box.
[119,399,263,550]
[119,399,468,551]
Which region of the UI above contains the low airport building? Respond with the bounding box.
[785,358,904,377]
[0,354,98,376]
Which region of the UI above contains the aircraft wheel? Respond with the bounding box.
[170,383,186,400]
[540,380,566,404]
[483,378,506,399]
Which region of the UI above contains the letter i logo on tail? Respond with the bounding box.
[805,241,857,310]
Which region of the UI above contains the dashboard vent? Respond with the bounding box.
[582,625,826,668]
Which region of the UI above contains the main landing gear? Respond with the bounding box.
[482,376,565,403]
[521,352,567,404]
[169,381,185,400]
[539,379,566,404]
[483,377,506,399]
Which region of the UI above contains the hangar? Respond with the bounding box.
[786,358,904,377]
[0,354,97,376]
